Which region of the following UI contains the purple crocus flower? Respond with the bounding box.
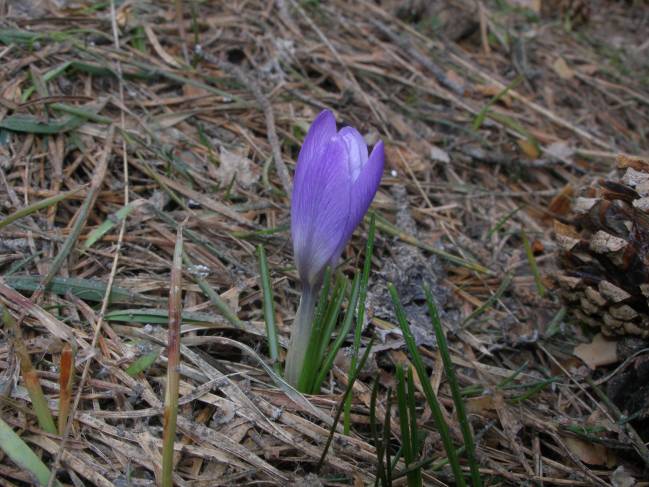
[285,110,384,386]
[291,110,384,288]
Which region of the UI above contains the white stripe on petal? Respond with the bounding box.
[339,126,368,182]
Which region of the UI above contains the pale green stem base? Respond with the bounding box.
[284,287,317,386]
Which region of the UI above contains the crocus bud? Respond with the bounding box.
[285,110,384,387]
[291,110,384,288]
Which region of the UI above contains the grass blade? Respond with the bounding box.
[306,274,347,391]
[162,224,184,487]
[545,307,567,338]
[312,274,361,392]
[472,75,523,130]
[486,205,523,239]
[82,199,145,250]
[148,203,246,272]
[57,344,74,435]
[105,308,223,325]
[425,284,481,487]
[522,229,545,297]
[125,348,161,376]
[370,376,388,487]
[182,252,244,329]
[407,368,423,486]
[396,366,419,487]
[585,377,649,469]
[45,128,112,286]
[345,213,377,433]
[314,266,333,329]
[315,275,348,368]
[373,214,490,274]
[0,114,87,134]
[382,387,393,486]
[5,275,154,305]
[3,307,57,435]
[0,417,62,487]
[388,283,466,487]
[406,368,422,475]
[50,102,112,124]
[317,338,375,471]
[0,186,86,230]
[298,274,346,393]
[257,245,281,374]
[461,273,512,328]
[21,60,72,100]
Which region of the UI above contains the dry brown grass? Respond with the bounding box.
[0,0,648,485]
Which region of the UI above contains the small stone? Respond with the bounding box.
[429,145,450,163]
[611,465,636,487]
[188,264,211,278]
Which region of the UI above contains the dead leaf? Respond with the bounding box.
[517,138,540,159]
[444,69,466,93]
[553,57,575,80]
[564,436,609,465]
[611,465,635,487]
[388,350,425,394]
[216,146,260,188]
[474,84,513,107]
[507,0,541,13]
[494,393,523,437]
[116,5,130,27]
[577,64,600,76]
[386,145,426,172]
[547,184,574,217]
[152,110,199,129]
[429,145,450,164]
[574,333,618,369]
[144,24,182,68]
[466,395,496,414]
[545,141,575,161]
[220,286,240,314]
[183,83,211,98]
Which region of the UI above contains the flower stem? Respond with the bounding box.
[285,286,317,386]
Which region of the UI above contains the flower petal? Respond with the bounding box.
[338,126,368,182]
[294,110,336,183]
[335,140,384,257]
[291,135,352,285]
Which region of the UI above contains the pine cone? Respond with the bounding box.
[555,155,649,339]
